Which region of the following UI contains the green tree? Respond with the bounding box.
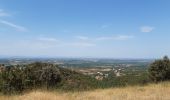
[23,62,61,89]
[0,62,62,94]
[148,56,170,82]
[39,64,61,89]
[1,66,25,94]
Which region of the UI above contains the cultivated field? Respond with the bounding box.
[1,82,170,100]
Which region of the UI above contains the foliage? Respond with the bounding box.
[0,62,61,94]
[148,56,170,82]
[0,62,150,94]
[0,66,25,94]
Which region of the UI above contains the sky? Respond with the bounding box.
[0,0,170,58]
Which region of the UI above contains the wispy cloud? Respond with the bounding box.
[75,35,134,41]
[96,35,134,41]
[75,36,89,40]
[114,35,134,40]
[0,20,27,32]
[33,34,134,49]
[36,36,95,48]
[140,26,154,33]
[37,37,59,42]
[0,9,10,17]
[68,42,96,47]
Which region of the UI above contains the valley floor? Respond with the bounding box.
[1,82,170,100]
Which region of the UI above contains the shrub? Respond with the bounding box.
[148,56,170,82]
[0,62,61,94]
[0,66,25,94]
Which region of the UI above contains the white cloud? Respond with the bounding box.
[140,26,154,33]
[38,37,59,42]
[95,37,111,41]
[114,35,134,40]
[69,42,96,47]
[36,37,95,48]
[75,35,134,41]
[0,20,27,32]
[96,35,134,41]
[0,9,10,17]
[75,36,89,40]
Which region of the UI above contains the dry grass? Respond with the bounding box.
[1,82,170,100]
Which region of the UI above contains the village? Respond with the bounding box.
[73,64,131,80]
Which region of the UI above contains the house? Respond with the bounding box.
[95,75,103,80]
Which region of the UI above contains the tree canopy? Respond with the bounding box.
[149,56,170,82]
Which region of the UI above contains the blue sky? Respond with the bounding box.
[0,0,170,58]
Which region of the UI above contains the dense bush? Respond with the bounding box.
[149,56,170,82]
[0,66,25,94]
[0,62,61,94]
[0,62,100,94]
[24,62,61,89]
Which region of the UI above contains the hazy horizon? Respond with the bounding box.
[0,54,157,60]
[0,0,170,58]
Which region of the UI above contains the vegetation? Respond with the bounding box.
[0,62,150,94]
[0,62,105,94]
[2,55,170,95]
[0,63,62,94]
[148,56,170,82]
[1,81,170,100]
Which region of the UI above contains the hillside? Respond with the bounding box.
[0,62,99,93]
[0,62,149,94]
[1,82,170,100]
